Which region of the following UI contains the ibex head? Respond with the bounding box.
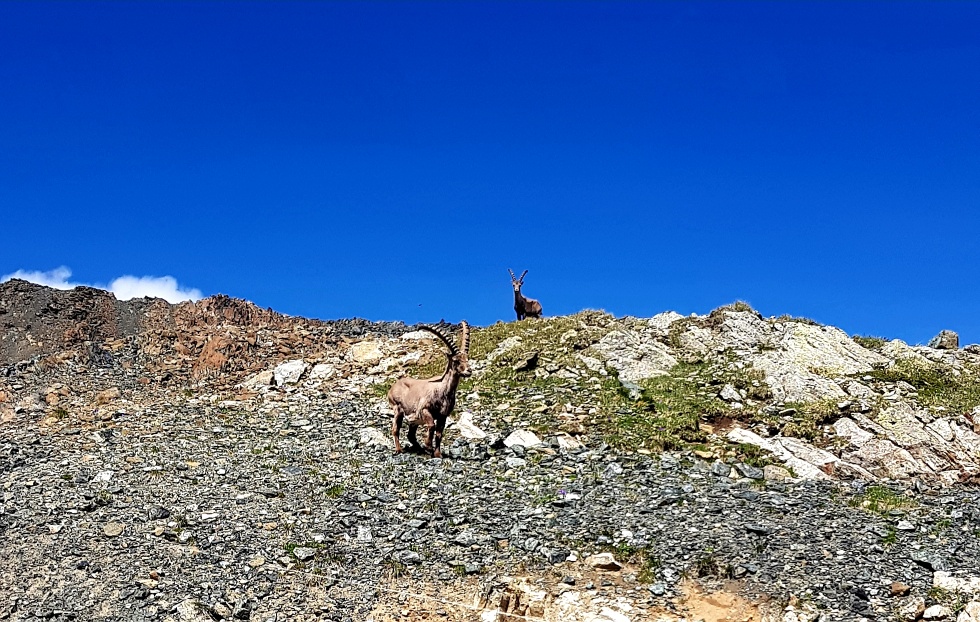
[421,321,472,377]
[509,268,528,293]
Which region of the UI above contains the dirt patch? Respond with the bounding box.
[677,580,766,622]
[369,567,776,622]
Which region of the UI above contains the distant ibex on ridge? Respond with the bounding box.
[509,269,542,321]
[387,322,471,458]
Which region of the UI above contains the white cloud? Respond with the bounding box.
[2,266,78,289]
[108,275,202,303]
[1,267,203,303]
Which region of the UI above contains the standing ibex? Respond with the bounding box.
[387,322,471,458]
[509,269,542,320]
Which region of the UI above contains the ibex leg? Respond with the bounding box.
[391,408,404,454]
[432,417,447,459]
[407,423,422,451]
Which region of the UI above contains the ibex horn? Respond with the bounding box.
[420,325,459,357]
[519,270,528,282]
[508,268,517,281]
[459,321,470,354]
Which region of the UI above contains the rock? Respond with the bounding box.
[647,311,685,335]
[848,438,923,479]
[585,552,622,571]
[349,340,384,364]
[103,522,126,537]
[292,546,316,562]
[273,360,307,386]
[590,329,676,384]
[934,571,980,594]
[240,370,274,389]
[710,461,733,477]
[95,387,121,404]
[555,434,583,450]
[897,597,926,621]
[598,607,631,622]
[504,457,526,468]
[602,462,623,479]
[511,351,539,372]
[763,464,793,480]
[924,604,951,619]
[733,462,764,480]
[456,411,487,440]
[308,363,335,380]
[911,550,947,571]
[176,599,215,622]
[958,602,980,622]
[929,330,959,350]
[360,426,391,449]
[751,323,889,403]
[726,428,831,480]
[503,429,541,448]
[834,417,874,447]
[719,384,741,402]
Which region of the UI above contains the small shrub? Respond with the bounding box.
[848,485,914,515]
[853,335,888,351]
[779,400,840,440]
[324,484,345,498]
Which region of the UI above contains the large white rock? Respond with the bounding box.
[359,427,391,449]
[308,363,335,381]
[880,339,932,365]
[751,323,888,403]
[958,601,980,622]
[726,428,830,481]
[240,369,274,389]
[647,311,685,337]
[934,571,980,594]
[504,429,541,448]
[590,329,676,383]
[274,360,308,387]
[834,417,874,447]
[349,341,384,364]
[846,438,922,479]
[456,411,487,440]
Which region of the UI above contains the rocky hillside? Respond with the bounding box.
[2,279,980,622]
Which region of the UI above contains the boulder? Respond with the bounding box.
[504,429,542,448]
[456,411,487,440]
[349,341,384,365]
[590,329,676,384]
[273,360,307,386]
[928,330,960,350]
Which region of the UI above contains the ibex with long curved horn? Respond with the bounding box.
[509,269,542,320]
[387,322,471,458]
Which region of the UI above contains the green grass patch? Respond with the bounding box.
[853,335,889,351]
[603,361,718,451]
[778,400,840,440]
[848,485,914,516]
[323,484,345,498]
[868,360,980,415]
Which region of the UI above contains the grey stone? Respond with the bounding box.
[929,330,959,350]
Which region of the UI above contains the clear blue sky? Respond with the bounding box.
[2,2,978,345]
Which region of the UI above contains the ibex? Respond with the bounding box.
[387,322,471,458]
[509,269,542,320]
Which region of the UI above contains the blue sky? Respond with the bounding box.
[1,2,978,345]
